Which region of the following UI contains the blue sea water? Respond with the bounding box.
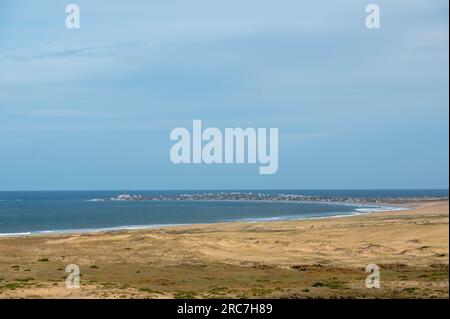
[0,190,447,236]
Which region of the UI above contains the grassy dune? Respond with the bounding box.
[0,200,448,298]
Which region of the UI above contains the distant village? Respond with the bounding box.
[107,192,448,204]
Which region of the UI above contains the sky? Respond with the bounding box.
[0,0,448,190]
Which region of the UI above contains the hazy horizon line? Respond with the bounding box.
[0,188,448,192]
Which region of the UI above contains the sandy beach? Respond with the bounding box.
[0,200,448,299]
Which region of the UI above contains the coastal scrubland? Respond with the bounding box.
[0,200,448,298]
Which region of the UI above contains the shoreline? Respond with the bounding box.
[0,199,447,298]
[0,200,410,238]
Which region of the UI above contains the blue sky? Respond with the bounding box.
[0,0,448,190]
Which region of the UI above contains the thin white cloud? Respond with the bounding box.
[22,108,110,118]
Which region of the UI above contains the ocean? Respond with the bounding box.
[0,190,447,236]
